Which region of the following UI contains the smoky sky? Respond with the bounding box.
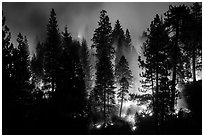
[3,2,193,54]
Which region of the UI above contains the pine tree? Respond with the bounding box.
[43,8,61,96]
[14,33,31,101]
[180,2,202,82]
[112,20,125,46]
[125,29,131,47]
[112,20,125,64]
[51,25,72,111]
[138,37,156,113]
[92,10,115,123]
[2,13,15,104]
[164,5,190,112]
[138,14,170,127]
[115,56,133,84]
[58,25,72,92]
[80,38,92,95]
[115,56,133,117]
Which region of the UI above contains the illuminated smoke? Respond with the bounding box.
[174,84,189,114]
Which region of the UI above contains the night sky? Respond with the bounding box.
[2,2,194,94]
[2,2,193,54]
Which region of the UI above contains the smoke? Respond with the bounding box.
[3,2,103,55]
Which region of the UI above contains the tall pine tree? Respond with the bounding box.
[164,5,190,111]
[115,55,133,117]
[180,2,202,82]
[43,8,61,96]
[54,25,72,112]
[80,38,92,95]
[92,10,115,123]
[138,14,170,127]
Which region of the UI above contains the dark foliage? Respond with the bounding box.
[91,10,115,122]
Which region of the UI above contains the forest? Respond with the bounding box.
[2,2,202,135]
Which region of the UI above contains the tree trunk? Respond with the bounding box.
[161,89,165,125]
[155,51,159,127]
[171,25,178,112]
[192,42,196,82]
[52,75,54,93]
[151,69,155,114]
[51,52,55,93]
[171,51,176,112]
[104,89,106,124]
[107,92,110,113]
[119,92,124,117]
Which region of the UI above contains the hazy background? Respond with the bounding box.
[2,2,193,53]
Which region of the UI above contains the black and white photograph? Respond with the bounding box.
[2,2,202,135]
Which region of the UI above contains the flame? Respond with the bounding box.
[96,124,102,129]
[132,126,137,131]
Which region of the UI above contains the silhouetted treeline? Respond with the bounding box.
[2,2,202,135]
[3,9,88,134]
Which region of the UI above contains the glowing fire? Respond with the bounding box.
[132,126,137,131]
[125,115,135,125]
[96,124,102,129]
